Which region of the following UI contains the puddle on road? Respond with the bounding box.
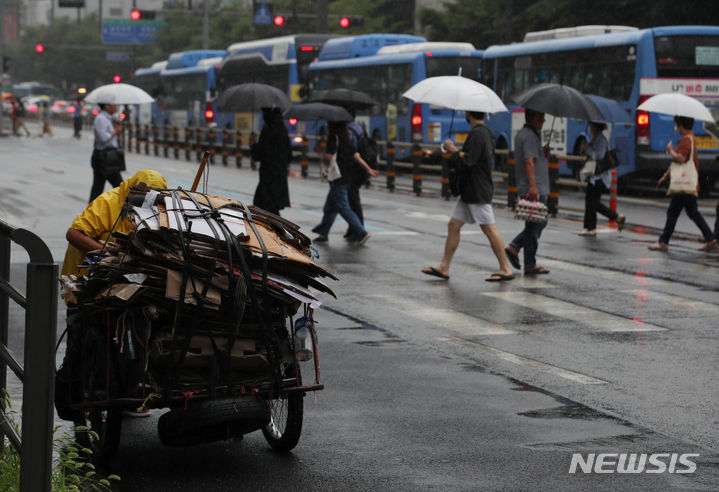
[518,404,622,422]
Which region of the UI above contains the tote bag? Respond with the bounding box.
[668,137,698,196]
[320,153,342,182]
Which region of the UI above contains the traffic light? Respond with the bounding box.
[113,75,122,83]
[273,15,285,26]
[130,9,156,20]
[35,44,45,53]
[339,16,363,28]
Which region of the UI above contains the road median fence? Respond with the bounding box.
[118,124,601,218]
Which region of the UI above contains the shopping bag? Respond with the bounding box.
[668,138,698,196]
[579,159,597,182]
[326,153,342,182]
[514,198,548,223]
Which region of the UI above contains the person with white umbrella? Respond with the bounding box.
[648,115,714,251]
[89,102,125,203]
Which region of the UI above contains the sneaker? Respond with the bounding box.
[351,231,370,245]
[313,235,328,243]
[122,408,151,418]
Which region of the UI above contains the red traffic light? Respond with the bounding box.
[339,17,350,28]
[113,75,122,83]
[130,9,141,20]
[35,44,45,53]
[273,15,285,26]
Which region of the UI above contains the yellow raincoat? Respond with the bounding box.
[61,169,167,276]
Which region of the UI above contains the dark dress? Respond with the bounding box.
[251,121,292,215]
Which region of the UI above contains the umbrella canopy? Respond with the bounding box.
[285,102,353,122]
[511,83,602,121]
[402,76,508,113]
[637,93,715,122]
[586,94,632,125]
[309,89,377,111]
[84,83,154,105]
[214,83,291,112]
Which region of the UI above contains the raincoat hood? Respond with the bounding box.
[118,169,167,199]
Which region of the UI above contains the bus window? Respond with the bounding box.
[655,35,719,78]
[425,57,482,81]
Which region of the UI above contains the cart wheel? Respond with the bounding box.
[74,328,122,464]
[261,365,304,452]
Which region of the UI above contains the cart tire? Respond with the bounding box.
[74,328,122,464]
[261,365,304,452]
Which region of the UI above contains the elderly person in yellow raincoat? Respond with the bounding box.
[62,169,167,276]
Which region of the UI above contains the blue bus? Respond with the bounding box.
[156,49,227,127]
[132,60,166,124]
[309,39,483,159]
[215,34,339,134]
[481,25,719,188]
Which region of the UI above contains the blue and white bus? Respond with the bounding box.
[481,25,719,188]
[156,49,227,127]
[309,38,483,159]
[132,60,166,124]
[215,34,338,133]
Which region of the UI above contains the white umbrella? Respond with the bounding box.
[637,93,714,122]
[402,76,508,114]
[84,83,154,105]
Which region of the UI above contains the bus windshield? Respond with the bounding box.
[426,56,482,81]
[312,63,413,115]
[162,74,206,110]
[655,35,719,78]
[135,74,162,99]
[219,55,290,92]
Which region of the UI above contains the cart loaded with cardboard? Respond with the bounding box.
[57,184,336,463]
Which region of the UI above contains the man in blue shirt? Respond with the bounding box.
[505,109,551,275]
[89,103,124,203]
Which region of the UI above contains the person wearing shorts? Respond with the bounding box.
[421,111,514,282]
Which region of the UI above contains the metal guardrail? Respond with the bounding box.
[0,219,58,492]
[119,124,592,214]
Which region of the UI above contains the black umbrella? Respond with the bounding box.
[510,83,603,121]
[285,102,353,122]
[309,89,377,111]
[215,83,291,112]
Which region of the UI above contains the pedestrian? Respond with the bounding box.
[345,119,371,238]
[421,111,514,281]
[578,121,625,236]
[13,100,31,137]
[89,102,124,203]
[41,100,53,137]
[61,169,168,418]
[504,109,551,275]
[73,100,83,139]
[312,121,379,244]
[250,108,292,216]
[648,116,714,251]
[698,202,718,251]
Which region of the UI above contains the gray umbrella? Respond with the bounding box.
[309,89,377,111]
[285,102,353,122]
[214,83,291,112]
[511,83,603,121]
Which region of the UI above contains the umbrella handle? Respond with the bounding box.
[191,151,211,192]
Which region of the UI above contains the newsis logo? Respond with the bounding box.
[569,453,699,474]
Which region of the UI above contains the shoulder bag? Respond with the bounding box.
[320,153,342,182]
[668,137,698,196]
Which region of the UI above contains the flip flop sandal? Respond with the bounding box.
[421,266,449,280]
[504,248,520,269]
[524,266,550,276]
[485,273,515,282]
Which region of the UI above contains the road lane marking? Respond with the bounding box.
[366,295,515,336]
[620,289,719,316]
[482,291,667,332]
[442,336,608,385]
[539,258,678,287]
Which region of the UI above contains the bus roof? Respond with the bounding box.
[485,25,719,58]
[310,50,482,71]
[165,50,227,70]
[135,61,167,77]
[377,42,476,55]
[523,25,637,42]
[318,34,427,61]
[162,63,219,77]
[226,34,337,57]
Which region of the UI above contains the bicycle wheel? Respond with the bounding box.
[261,364,304,452]
[73,328,122,464]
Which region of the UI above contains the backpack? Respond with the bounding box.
[349,126,378,185]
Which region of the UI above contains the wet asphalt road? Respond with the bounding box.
[1,122,719,491]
